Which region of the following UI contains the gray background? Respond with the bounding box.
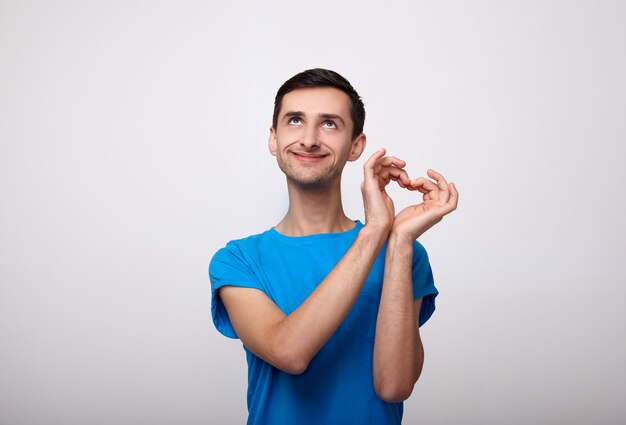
[1,0,625,424]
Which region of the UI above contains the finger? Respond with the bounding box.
[438,182,459,215]
[377,156,406,168]
[408,177,439,194]
[446,182,459,211]
[363,148,386,181]
[379,166,411,187]
[427,169,450,203]
[427,169,449,190]
[409,177,440,201]
[373,156,407,176]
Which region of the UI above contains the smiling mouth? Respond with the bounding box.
[290,152,329,162]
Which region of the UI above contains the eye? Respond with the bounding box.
[289,117,302,125]
[323,121,336,129]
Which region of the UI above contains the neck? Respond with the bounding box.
[275,178,355,236]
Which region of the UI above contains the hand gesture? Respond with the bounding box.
[391,169,459,242]
[361,149,411,236]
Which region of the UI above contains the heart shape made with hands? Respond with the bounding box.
[363,148,459,239]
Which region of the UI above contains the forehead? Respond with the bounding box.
[279,87,351,117]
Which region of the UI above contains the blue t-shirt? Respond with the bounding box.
[209,221,438,425]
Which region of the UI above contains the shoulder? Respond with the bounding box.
[211,230,270,263]
[209,230,277,293]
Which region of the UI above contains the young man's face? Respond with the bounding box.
[269,87,365,189]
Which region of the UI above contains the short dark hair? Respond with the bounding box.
[272,68,365,140]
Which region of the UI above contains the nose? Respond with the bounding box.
[300,126,320,150]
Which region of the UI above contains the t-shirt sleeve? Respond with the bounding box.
[209,242,264,339]
[412,241,438,327]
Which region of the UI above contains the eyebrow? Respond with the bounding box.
[284,111,305,119]
[283,111,346,126]
[319,113,345,126]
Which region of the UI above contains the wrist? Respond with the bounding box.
[387,231,416,251]
[360,223,390,248]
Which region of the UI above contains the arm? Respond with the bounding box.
[219,149,404,374]
[220,226,385,374]
[373,169,458,402]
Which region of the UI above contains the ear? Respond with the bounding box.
[347,133,367,162]
[268,127,277,156]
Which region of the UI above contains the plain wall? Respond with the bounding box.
[1,1,625,424]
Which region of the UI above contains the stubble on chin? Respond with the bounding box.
[276,157,340,190]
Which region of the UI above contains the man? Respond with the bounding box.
[209,68,458,424]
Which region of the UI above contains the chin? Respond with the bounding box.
[293,169,345,189]
[292,177,332,190]
[278,160,341,190]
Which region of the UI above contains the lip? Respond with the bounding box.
[290,151,329,163]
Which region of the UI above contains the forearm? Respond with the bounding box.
[373,233,423,402]
[270,224,387,372]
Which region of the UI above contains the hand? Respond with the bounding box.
[390,169,459,242]
[361,149,411,236]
